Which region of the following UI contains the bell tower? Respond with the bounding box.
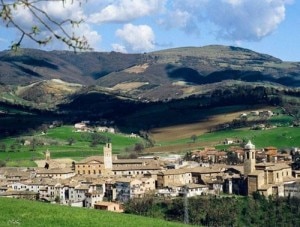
[103,143,112,170]
[45,149,51,161]
[244,140,256,176]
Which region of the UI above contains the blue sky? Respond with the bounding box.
[0,0,299,61]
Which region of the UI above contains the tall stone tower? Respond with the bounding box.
[103,143,113,170]
[45,149,51,161]
[244,140,256,176]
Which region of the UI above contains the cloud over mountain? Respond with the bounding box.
[0,0,294,53]
[166,0,290,41]
[88,0,166,23]
[115,24,155,52]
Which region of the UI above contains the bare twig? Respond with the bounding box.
[0,0,91,51]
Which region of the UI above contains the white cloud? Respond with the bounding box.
[166,0,291,41]
[88,0,166,23]
[40,0,86,21]
[111,43,128,53]
[115,23,155,52]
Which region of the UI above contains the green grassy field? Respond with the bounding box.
[0,107,299,162]
[0,198,186,227]
[200,126,300,148]
[0,126,144,164]
[145,126,300,154]
[158,126,300,148]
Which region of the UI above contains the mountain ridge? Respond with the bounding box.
[0,45,299,106]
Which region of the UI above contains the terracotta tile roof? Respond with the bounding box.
[115,178,140,183]
[113,159,146,164]
[112,165,160,171]
[77,155,118,164]
[36,168,74,174]
[267,163,290,171]
[225,165,244,174]
[77,156,104,164]
[94,201,120,206]
[190,166,223,174]
[157,169,190,175]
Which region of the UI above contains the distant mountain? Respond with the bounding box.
[0,48,141,85]
[95,45,300,101]
[1,45,300,136]
[0,45,300,105]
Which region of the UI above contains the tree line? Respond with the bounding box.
[124,194,300,226]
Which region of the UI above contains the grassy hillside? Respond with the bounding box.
[0,125,144,166]
[144,126,300,154]
[1,105,299,163]
[0,198,186,227]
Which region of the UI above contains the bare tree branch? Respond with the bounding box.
[0,0,91,51]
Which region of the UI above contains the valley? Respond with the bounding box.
[0,45,300,227]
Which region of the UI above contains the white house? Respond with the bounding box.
[74,123,86,130]
[179,184,209,197]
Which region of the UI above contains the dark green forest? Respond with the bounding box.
[124,194,300,226]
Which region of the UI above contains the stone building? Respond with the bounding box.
[244,141,294,196]
[157,169,193,188]
[75,143,159,177]
[75,143,115,176]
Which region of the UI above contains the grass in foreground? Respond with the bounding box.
[0,198,187,227]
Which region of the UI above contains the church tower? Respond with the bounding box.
[45,149,51,161]
[103,143,113,170]
[244,140,256,176]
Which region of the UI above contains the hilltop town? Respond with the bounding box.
[1,138,299,212]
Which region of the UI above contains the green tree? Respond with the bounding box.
[9,144,16,152]
[0,160,6,167]
[30,138,38,151]
[134,143,144,153]
[67,137,75,146]
[190,134,197,143]
[183,151,193,161]
[124,195,155,216]
[226,151,239,165]
[0,143,6,152]
[90,133,108,147]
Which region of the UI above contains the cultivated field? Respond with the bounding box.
[145,106,298,153]
[149,106,272,142]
